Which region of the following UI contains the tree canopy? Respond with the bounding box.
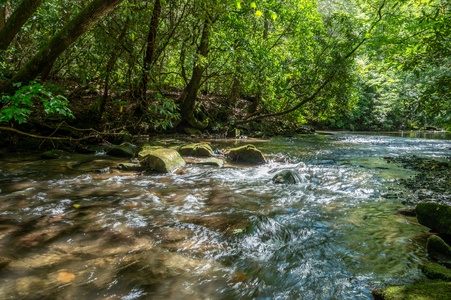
[0,0,450,137]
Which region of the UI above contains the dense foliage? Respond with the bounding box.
[0,0,450,134]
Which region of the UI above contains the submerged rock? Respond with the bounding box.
[421,263,451,281]
[272,170,301,184]
[177,143,213,157]
[184,157,224,167]
[144,148,186,173]
[106,142,137,158]
[41,149,71,159]
[225,144,266,165]
[117,162,146,171]
[416,202,451,235]
[427,235,451,267]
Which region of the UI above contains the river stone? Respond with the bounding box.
[145,148,186,173]
[225,144,266,165]
[0,257,11,269]
[372,282,451,300]
[416,202,451,235]
[138,145,163,160]
[106,142,137,158]
[41,149,71,159]
[178,143,213,157]
[272,170,299,184]
[427,235,451,267]
[184,157,224,167]
[421,263,451,281]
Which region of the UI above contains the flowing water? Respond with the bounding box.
[0,132,450,299]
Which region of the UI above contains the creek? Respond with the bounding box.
[0,132,450,299]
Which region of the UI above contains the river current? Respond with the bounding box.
[0,132,450,299]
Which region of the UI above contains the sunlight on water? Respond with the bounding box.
[0,133,450,299]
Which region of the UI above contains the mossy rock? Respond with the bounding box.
[421,263,451,281]
[106,142,137,158]
[145,148,186,173]
[427,235,451,267]
[373,281,451,300]
[225,144,266,165]
[177,143,213,157]
[416,202,451,235]
[138,145,163,160]
[41,149,71,159]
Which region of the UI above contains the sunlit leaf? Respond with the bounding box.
[271,12,277,21]
[236,1,241,9]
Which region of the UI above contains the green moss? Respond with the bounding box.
[379,281,451,300]
[421,263,451,281]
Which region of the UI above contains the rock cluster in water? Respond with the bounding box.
[39,141,268,174]
[375,154,451,299]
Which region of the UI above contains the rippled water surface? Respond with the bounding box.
[1,133,450,299]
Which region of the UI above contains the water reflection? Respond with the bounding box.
[0,133,450,299]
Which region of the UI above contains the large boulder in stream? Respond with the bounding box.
[225,144,266,165]
[416,202,451,235]
[143,148,186,173]
[137,145,163,160]
[177,143,213,157]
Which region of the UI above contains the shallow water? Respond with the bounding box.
[0,133,450,299]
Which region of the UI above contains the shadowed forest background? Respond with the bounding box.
[0,0,450,142]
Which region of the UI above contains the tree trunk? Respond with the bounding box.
[0,0,43,51]
[0,4,5,31]
[0,0,123,95]
[179,16,211,129]
[99,17,130,120]
[140,0,161,106]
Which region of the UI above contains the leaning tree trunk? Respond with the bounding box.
[0,0,43,51]
[178,16,211,129]
[140,0,161,107]
[0,0,123,95]
[99,17,130,120]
